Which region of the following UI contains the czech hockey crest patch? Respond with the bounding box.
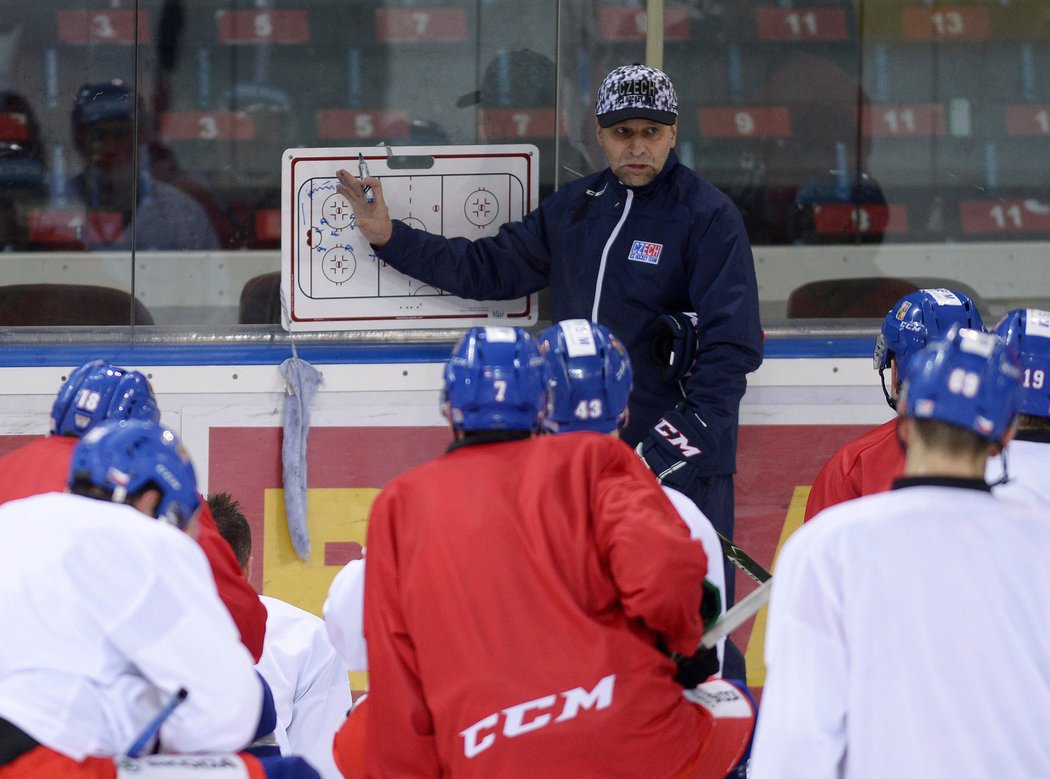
[628,240,663,264]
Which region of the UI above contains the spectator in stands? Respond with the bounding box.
[804,288,984,520]
[220,82,296,250]
[696,3,887,245]
[209,491,352,779]
[68,79,222,251]
[0,90,46,250]
[461,48,592,197]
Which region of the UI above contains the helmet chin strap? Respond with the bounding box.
[878,367,897,411]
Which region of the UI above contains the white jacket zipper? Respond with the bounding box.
[591,189,633,322]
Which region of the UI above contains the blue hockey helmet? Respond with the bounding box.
[68,418,200,529]
[873,289,984,409]
[992,308,1050,418]
[537,319,632,434]
[51,359,160,437]
[900,326,1021,444]
[442,326,547,433]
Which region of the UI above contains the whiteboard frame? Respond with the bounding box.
[280,144,540,332]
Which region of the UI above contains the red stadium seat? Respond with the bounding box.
[0,283,154,325]
[238,272,281,324]
[786,277,919,318]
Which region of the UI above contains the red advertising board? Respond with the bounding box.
[215,9,310,44]
[755,7,848,41]
[56,10,150,45]
[901,6,992,40]
[315,110,412,141]
[479,108,564,140]
[863,104,946,137]
[204,421,872,691]
[960,199,1050,234]
[698,107,792,138]
[161,111,256,141]
[597,6,690,41]
[375,8,468,43]
[1005,106,1050,137]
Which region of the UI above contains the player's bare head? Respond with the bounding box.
[536,319,631,435]
[209,491,252,572]
[898,326,1021,454]
[441,327,547,435]
[874,289,984,410]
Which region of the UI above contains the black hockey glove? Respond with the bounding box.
[657,582,721,689]
[636,403,716,493]
[650,312,699,384]
[701,578,722,630]
[672,645,720,689]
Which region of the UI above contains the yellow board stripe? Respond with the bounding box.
[744,485,810,688]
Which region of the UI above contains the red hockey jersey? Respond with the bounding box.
[804,418,904,522]
[362,432,716,777]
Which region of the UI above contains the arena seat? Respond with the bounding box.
[0,283,154,325]
[238,271,282,324]
[786,276,919,318]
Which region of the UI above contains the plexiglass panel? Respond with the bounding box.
[0,0,1047,325]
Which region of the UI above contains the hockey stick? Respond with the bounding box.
[642,448,771,585]
[717,532,771,584]
[125,687,188,758]
[700,579,772,650]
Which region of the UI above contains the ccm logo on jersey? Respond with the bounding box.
[654,418,702,457]
[628,240,663,264]
[460,674,615,759]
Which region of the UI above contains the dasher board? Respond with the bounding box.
[281,144,539,331]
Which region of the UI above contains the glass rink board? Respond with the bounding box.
[281,144,539,331]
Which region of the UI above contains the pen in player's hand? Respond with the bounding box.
[358,153,375,203]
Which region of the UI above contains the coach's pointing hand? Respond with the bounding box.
[336,168,393,248]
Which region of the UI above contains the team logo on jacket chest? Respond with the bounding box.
[628,240,663,265]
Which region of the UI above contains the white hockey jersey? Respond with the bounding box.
[0,492,263,759]
[750,481,1050,778]
[987,434,1050,509]
[256,595,353,779]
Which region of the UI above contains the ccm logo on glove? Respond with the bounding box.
[460,674,615,759]
[654,417,703,457]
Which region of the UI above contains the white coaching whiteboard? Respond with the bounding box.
[280,144,539,331]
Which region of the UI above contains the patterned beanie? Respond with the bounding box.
[594,64,678,128]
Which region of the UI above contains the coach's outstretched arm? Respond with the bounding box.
[336,168,393,247]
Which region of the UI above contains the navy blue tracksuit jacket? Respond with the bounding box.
[374,150,764,478]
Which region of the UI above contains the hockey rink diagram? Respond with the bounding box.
[281,145,538,330]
